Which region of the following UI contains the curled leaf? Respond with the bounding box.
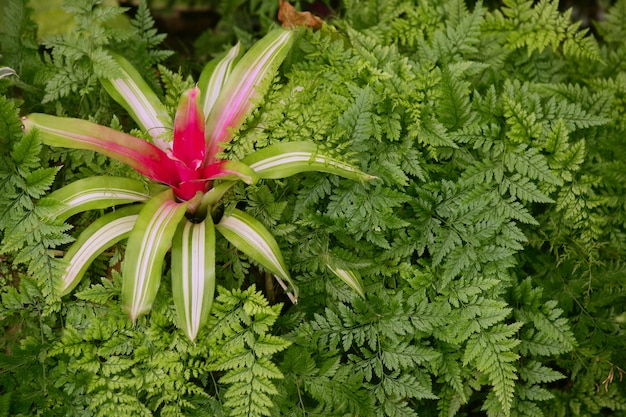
[278,0,324,29]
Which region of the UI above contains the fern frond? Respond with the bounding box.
[519,361,564,385]
[484,0,601,61]
[437,66,473,131]
[41,0,131,108]
[74,277,118,305]
[206,286,289,417]
[0,105,69,306]
[464,322,523,415]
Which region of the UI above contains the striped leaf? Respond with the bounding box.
[122,189,188,322]
[326,264,365,299]
[201,160,259,184]
[242,141,376,182]
[216,208,298,300]
[198,42,243,119]
[46,176,165,221]
[61,205,142,295]
[204,29,294,163]
[172,216,216,341]
[0,66,17,79]
[100,52,172,150]
[22,114,181,187]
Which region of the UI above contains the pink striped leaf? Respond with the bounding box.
[201,160,259,184]
[22,114,181,187]
[242,141,376,182]
[204,29,294,163]
[198,42,243,119]
[45,176,165,222]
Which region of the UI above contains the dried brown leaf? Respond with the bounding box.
[278,0,323,29]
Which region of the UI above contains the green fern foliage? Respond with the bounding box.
[41,0,130,105]
[246,1,623,415]
[483,0,601,61]
[1,271,288,416]
[0,97,70,306]
[0,0,42,103]
[206,285,290,417]
[39,0,172,119]
[128,1,173,76]
[3,0,626,416]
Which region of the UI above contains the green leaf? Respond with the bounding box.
[198,42,243,119]
[45,176,165,221]
[205,29,294,159]
[122,189,187,322]
[171,216,216,341]
[99,51,172,150]
[61,204,142,295]
[519,360,564,385]
[74,277,118,305]
[242,141,375,182]
[463,322,523,414]
[24,166,60,198]
[197,180,237,212]
[326,264,365,298]
[11,126,42,172]
[216,208,297,301]
[0,66,17,79]
[204,160,259,185]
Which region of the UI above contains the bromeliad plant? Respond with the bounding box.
[22,28,372,341]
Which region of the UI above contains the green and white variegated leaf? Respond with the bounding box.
[216,208,298,301]
[326,264,365,299]
[100,52,172,150]
[0,66,17,79]
[242,141,376,182]
[204,29,294,160]
[122,189,188,322]
[203,160,259,185]
[172,216,216,341]
[198,42,243,120]
[61,205,142,295]
[45,176,165,222]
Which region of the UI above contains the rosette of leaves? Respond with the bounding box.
[22,28,373,341]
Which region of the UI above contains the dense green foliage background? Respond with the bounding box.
[2,0,626,416]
